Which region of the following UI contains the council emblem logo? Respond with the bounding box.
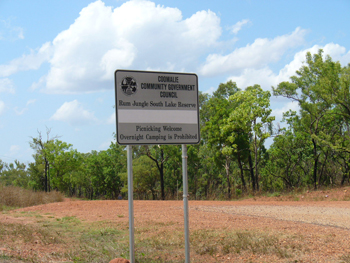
[121,76,137,96]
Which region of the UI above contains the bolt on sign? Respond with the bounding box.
[115,70,200,145]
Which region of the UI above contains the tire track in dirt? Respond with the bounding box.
[193,204,350,229]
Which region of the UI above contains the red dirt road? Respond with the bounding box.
[2,189,350,262]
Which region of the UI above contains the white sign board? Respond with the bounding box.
[115,70,200,145]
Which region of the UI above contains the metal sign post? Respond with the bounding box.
[127,145,135,263]
[115,70,200,263]
[182,144,190,263]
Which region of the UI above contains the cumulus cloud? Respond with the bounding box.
[200,27,307,77]
[231,19,250,34]
[38,0,222,94]
[50,100,97,125]
[228,43,350,91]
[0,78,15,93]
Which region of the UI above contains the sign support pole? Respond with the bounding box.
[182,144,190,263]
[127,145,135,263]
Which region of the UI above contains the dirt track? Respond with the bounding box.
[2,193,350,262]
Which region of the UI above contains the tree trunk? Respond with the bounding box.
[44,159,48,192]
[312,138,318,190]
[248,151,256,191]
[237,152,247,192]
[47,162,51,192]
[225,156,231,199]
[254,127,259,191]
[146,147,166,200]
[341,159,349,185]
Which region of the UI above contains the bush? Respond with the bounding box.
[0,184,64,209]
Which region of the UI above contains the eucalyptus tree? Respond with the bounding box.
[273,50,343,189]
[29,129,58,192]
[262,129,312,190]
[131,155,158,200]
[222,85,275,191]
[201,80,240,198]
[102,141,126,199]
[163,145,182,198]
[44,139,81,194]
[141,144,181,200]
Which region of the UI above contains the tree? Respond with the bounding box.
[223,85,275,191]
[201,80,240,198]
[102,141,126,199]
[44,139,78,194]
[143,145,169,200]
[29,129,58,192]
[0,160,29,188]
[273,50,342,189]
[262,129,312,190]
[132,155,158,200]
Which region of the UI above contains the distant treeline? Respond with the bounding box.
[1,50,350,200]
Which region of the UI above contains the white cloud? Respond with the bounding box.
[14,107,27,115]
[203,86,216,95]
[14,99,37,115]
[35,0,222,94]
[0,19,24,41]
[0,42,52,77]
[99,140,114,150]
[228,43,350,91]
[26,99,37,106]
[107,112,115,125]
[50,100,97,125]
[0,101,5,115]
[229,67,277,90]
[0,0,225,94]
[9,145,21,156]
[231,19,250,34]
[272,101,300,123]
[0,78,15,93]
[200,27,307,77]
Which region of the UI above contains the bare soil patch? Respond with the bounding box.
[1,188,350,262]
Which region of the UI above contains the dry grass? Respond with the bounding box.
[0,184,64,210]
[191,229,294,259]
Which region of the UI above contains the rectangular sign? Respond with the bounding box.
[115,70,200,145]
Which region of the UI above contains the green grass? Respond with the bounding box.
[0,211,309,263]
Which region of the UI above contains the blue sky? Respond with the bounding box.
[1,0,350,164]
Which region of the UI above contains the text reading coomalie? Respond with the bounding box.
[139,75,195,98]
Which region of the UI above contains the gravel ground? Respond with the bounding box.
[194,203,350,229]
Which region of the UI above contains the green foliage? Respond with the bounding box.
[273,49,350,189]
[0,160,30,188]
[5,50,349,200]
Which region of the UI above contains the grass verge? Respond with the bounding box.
[0,184,64,210]
[1,213,308,263]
